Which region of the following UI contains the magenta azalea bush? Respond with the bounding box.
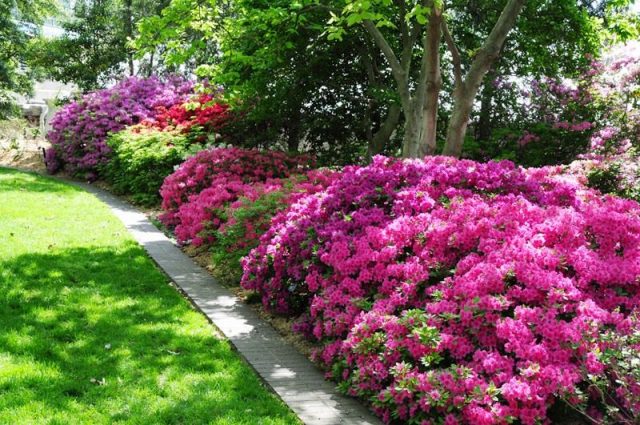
[209,169,341,284]
[159,147,314,246]
[241,155,640,424]
[46,76,192,177]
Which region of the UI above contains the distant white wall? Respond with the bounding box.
[15,80,78,134]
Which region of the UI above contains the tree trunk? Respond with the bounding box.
[147,51,155,77]
[367,103,402,159]
[421,7,442,156]
[363,1,445,159]
[124,0,134,76]
[286,121,300,153]
[442,0,526,156]
[402,107,423,158]
[477,70,496,141]
[442,85,475,156]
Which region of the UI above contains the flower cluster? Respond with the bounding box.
[241,155,640,424]
[139,93,231,140]
[46,76,192,177]
[158,147,314,246]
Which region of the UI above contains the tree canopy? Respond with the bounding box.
[0,0,56,117]
[30,0,170,91]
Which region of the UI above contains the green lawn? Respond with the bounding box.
[0,168,300,425]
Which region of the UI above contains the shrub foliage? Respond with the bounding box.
[102,127,205,205]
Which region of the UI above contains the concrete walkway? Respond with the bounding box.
[74,182,382,425]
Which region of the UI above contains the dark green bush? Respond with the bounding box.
[103,127,206,205]
[464,124,591,168]
[586,160,640,202]
[587,163,622,196]
[210,189,289,285]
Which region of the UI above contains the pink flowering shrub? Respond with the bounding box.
[158,147,315,246]
[241,155,640,424]
[46,76,192,177]
[210,169,340,284]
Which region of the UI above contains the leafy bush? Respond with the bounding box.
[45,76,192,178]
[241,155,640,424]
[159,147,314,246]
[102,127,207,205]
[567,154,640,203]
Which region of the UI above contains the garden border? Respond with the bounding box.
[56,174,382,425]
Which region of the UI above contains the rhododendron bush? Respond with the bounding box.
[241,156,640,424]
[140,92,231,140]
[210,169,340,284]
[159,147,315,246]
[46,76,192,177]
[565,42,640,203]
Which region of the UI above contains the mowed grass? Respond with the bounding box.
[0,168,300,425]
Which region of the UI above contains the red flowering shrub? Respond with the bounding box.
[241,155,640,424]
[158,147,314,246]
[141,93,231,139]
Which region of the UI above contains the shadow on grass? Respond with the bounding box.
[0,167,80,195]
[0,245,298,424]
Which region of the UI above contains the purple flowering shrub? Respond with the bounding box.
[472,42,640,173]
[241,155,640,424]
[566,42,640,202]
[158,147,315,246]
[46,76,192,177]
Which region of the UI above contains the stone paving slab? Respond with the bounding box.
[73,182,383,425]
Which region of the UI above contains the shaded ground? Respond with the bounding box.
[0,168,300,425]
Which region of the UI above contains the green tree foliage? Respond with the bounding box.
[135,0,639,160]
[0,0,56,118]
[213,1,404,163]
[136,0,402,164]
[30,0,169,91]
[134,0,221,74]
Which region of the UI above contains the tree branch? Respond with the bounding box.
[395,0,414,71]
[363,20,406,82]
[441,18,463,87]
[464,0,526,92]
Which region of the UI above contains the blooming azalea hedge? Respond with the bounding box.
[158,147,315,246]
[46,76,193,177]
[239,156,640,424]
